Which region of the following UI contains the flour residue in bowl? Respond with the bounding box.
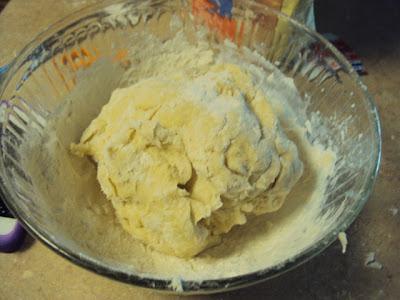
[20,31,336,280]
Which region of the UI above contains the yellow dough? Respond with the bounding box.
[71,63,303,258]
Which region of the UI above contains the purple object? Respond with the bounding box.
[0,222,26,252]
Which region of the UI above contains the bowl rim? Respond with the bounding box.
[0,0,381,294]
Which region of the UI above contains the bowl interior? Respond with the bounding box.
[0,0,380,293]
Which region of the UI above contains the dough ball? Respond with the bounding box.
[71,64,303,258]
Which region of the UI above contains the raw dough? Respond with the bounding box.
[71,63,303,258]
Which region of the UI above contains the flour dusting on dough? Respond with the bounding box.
[71,62,303,258]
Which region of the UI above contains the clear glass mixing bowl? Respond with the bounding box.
[0,0,381,294]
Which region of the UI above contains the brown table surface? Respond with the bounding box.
[0,0,399,299]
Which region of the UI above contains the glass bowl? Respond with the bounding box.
[0,0,381,294]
